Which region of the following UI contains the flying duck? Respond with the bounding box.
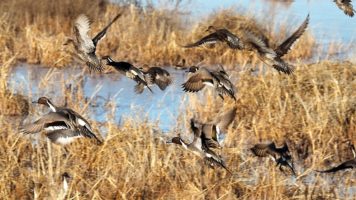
[167,119,232,173]
[29,96,102,145]
[183,26,243,49]
[64,13,121,72]
[182,65,236,101]
[139,65,172,93]
[251,142,296,175]
[192,107,237,149]
[316,141,355,173]
[243,14,310,74]
[334,0,355,17]
[102,56,153,93]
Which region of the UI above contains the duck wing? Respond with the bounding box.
[214,107,237,131]
[74,14,95,54]
[316,159,356,173]
[183,32,221,48]
[182,68,214,92]
[334,0,355,17]
[275,14,310,57]
[92,13,122,47]
[20,112,71,134]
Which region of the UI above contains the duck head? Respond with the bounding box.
[186,66,199,73]
[166,137,183,145]
[32,97,56,112]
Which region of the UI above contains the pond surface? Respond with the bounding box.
[9,64,190,132]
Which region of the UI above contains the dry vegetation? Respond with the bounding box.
[0,0,316,69]
[0,0,355,199]
[0,58,355,199]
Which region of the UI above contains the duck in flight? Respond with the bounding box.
[242,14,310,74]
[251,142,296,175]
[182,26,243,49]
[64,13,121,72]
[22,97,102,145]
[102,56,153,94]
[167,119,232,174]
[182,65,236,101]
[138,65,172,93]
[191,107,237,149]
[334,0,355,17]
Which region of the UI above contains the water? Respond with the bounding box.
[9,63,189,131]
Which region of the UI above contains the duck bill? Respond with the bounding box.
[166,139,173,144]
[32,100,39,104]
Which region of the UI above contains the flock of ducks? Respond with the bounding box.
[19,1,355,188]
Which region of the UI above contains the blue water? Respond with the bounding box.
[9,64,189,131]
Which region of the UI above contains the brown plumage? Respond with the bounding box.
[193,107,237,149]
[30,97,103,145]
[334,0,355,17]
[64,13,121,72]
[182,66,236,100]
[242,14,310,74]
[251,142,296,175]
[142,66,172,91]
[166,119,232,173]
[183,26,243,49]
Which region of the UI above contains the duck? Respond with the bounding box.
[334,0,355,17]
[102,56,153,93]
[27,96,102,145]
[167,119,232,173]
[182,26,243,49]
[251,142,296,175]
[242,14,310,74]
[182,65,236,101]
[64,13,121,72]
[316,141,355,173]
[191,107,237,149]
[139,65,172,93]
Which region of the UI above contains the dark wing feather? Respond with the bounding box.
[183,32,221,48]
[92,13,122,46]
[317,159,355,173]
[275,14,310,57]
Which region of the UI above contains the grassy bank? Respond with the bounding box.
[0,0,316,69]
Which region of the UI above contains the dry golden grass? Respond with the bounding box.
[0,59,355,199]
[0,0,316,69]
[0,0,355,199]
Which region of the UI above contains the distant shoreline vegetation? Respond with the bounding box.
[0,0,316,69]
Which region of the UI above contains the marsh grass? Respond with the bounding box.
[0,0,317,69]
[0,59,355,199]
[0,0,355,199]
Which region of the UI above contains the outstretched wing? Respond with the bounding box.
[275,14,310,57]
[215,107,237,131]
[182,32,221,48]
[92,13,122,46]
[182,68,213,92]
[334,0,355,17]
[74,14,95,54]
[316,159,355,173]
[20,112,70,134]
